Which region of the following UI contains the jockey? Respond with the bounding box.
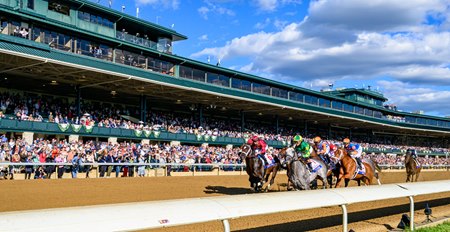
[312,136,330,164]
[247,135,269,166]
[343,138,363,170]
[292,135,313,172]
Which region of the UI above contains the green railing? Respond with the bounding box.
[0,118,285,148]
[363,148,448,157]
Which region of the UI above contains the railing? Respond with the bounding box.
[0,118,286,147]
[0,180,449,231]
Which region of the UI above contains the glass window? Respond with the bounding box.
[405,116,416,124]
[374,111,382,118]
[252,82,270,95]
[48,1,70,16]
[332,101,342,110]
[343,103,353,112]
[231,78,251,91]
[365,109,373,117]
[192,69,206,82]
[355,106,364,115]
[27,0,34,9]
[179,66,193,79]
[319,98,331,108]
[305,95,318,105]
[272,87,288,99]
[90,15,97,24]
[289,92,304,102]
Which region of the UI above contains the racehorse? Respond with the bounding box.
[239,144,280,192]
[282,147,328,190]
[326,157,341,188]
[333,148,381,187]
[405,149,422,182]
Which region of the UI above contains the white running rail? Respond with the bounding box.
[0,180,449,232]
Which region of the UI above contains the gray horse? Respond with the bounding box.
[285,148,328,190]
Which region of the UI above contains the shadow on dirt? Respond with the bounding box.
[235,197,450,232]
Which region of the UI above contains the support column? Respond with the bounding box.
[140,95,147,122]
[240,110,245,133]
[275,115,279,134]
[304,120,308,136]
[328,123,332,139]
[76,85,81,117]
[198,104,204,127]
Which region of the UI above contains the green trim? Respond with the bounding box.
[0,39,449,131]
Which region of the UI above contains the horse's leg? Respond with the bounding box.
[357,179,361,186]
[344,179,350,187]
[415,170,421,182]
[406,172,410,182]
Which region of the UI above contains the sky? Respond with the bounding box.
[92,0,450,117]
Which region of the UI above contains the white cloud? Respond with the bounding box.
[378,81,450,116]
[191,0,450,115]
[135,0,180,10]
[254,18,271,29]
[254,0,302,12]
[198,1,235,20]
[198,34,209,41]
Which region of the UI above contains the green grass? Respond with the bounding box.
[411,221,450,232]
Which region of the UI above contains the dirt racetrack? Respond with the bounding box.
[1,170,449,231]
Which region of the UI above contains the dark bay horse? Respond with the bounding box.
[239,144,280,192]
[405,149,422,182]
[333,148,381,187]
[281,147,328,190]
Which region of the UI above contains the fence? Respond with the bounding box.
[0,163,449,179]
[0,180,449,232]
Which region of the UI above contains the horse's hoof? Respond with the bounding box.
[287,187,293,191]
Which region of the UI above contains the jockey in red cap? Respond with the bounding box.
[247,135,269,166]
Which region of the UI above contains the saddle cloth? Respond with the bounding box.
[310,159,323,173]
[351,158,366,179]
[414,159,421,169]
[259,154,276,169]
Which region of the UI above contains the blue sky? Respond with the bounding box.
[93,0,450,117]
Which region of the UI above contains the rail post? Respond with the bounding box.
[222,219,230,232]
[341,204,348,232]
[409,196,414,231]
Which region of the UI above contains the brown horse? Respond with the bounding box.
[239,144,280,192]
[333,148,381,187]
[405,149,422,182]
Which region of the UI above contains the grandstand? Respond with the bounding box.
[0,0,449,153]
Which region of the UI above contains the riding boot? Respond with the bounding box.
[260,155,270,167]
[356,157,362,170]
[307,162,313,172]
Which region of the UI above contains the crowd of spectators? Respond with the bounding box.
[0,91,449,156]
[0,134,448,180]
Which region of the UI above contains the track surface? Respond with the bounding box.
[1,171,449,231]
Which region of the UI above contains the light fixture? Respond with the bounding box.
[288,117,293,120]
[111,90,117,96]
[221,107,226,111]
[50,80,58,85]
[175,99,182,104]
[258,112,263,116]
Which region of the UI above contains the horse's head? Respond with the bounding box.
[239,144,253,160]
[332,148,346,162]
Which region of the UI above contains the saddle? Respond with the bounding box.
[299,158,322,173]
[258,154,275,169]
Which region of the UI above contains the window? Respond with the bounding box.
[48,1,70,16]
[27,0,34,9]
[332,101,343,110]
[355,106,364,115]
[343,103,353,112]
[206,73,229,87]
[374,111,382,118]
[305,95,318,105]
[192,69,206,82]
[252,82,270,95]
[289,92,304,102]
[272,87,288,99]
[319,98,331,108]
[179,66,193,79]
[365,109,373,117]
[231,78,251,91]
